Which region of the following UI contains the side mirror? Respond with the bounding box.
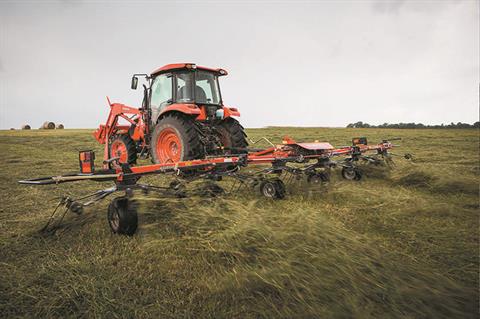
[131,76,138,90]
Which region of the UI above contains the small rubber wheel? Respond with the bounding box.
[273,179,286,199]
[354,169,363,180]
[107,197,138,236]
[260,179,286,199]
[320,171,331,182]
[69,202,84,215]
[307,172,330,184]
[341,167,362,181]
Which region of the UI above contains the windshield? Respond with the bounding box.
[175,70,221,105]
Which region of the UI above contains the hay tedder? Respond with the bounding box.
[18,63,411,236]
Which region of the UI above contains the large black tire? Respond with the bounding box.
[151,114,204,164]
[217,118,248,153]
[107,197,138,236]
[109,134,137,165]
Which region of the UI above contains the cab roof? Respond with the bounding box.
[151,63,228,76]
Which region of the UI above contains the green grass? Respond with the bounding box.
[0,128,478,318]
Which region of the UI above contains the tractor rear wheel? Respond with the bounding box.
[109,134,137,165]
[151,114,204,164]
[217,118,248,154]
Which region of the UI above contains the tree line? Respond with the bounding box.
[346,121,480,129]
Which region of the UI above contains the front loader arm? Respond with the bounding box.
[93,98,143,166]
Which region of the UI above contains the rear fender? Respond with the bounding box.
[223,106,240,118]
[159,103,200,116]
[155,103,201,123]
[195,106,241,121]
[155,104,240,122]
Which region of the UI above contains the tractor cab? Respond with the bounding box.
[131,63,230,126]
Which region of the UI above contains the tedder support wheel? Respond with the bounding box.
[151,114,204,164]
[109,134,137,165]
[341,167,362,181]
[217,118,248,153]
[307,171,330,184]
[260,179,286,199]
[107,196,138,236]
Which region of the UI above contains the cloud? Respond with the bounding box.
[372,0,406,14]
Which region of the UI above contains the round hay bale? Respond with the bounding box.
[21,124,31,130]
[56,124,64,129]
[10,128,15,130]
[41,121,55,129]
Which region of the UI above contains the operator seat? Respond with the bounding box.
[177,85,208,103]
[177,86,190,101]
[194,86,207,103]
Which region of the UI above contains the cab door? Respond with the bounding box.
[150,73,173,125]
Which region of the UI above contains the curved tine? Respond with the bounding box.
[83,188,118,206]
[52,206,71,230]
[40,200,65,232]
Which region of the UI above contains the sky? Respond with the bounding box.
[0,0,478,129]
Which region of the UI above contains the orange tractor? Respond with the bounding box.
[94,63,248,166]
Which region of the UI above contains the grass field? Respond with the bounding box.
[0,128,478,318]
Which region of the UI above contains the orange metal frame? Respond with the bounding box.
[113,140,394,182]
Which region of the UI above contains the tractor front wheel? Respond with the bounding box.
[109,134,137,166]
[151,114,204,164]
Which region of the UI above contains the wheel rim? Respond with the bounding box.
[310,175,321,184]
[111,140,128,163]
[156,128,182,163]
[262,182,276,197]
[343,168,356,180]
[110,209,120,231]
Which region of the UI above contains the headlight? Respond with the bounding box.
[215,109,225,119]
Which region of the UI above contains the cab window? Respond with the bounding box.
[195,71,220,104]
[151,74,172,110]
[175,71,194,103]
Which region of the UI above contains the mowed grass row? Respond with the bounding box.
[0,128,478,318]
